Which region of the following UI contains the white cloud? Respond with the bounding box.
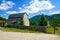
[0,0,15,10]
[6,11,18,14]
[0,13,8,19]
[19,0,55,14]
[22,4,26,7]
[0,14,6,17]
[50,11,60,15]
[19,7,22,10]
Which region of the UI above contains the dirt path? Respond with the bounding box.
[0,30,60,40]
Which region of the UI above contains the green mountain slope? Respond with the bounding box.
[0,17,6,23]
[30,14,60,26]
[0,17,6,20]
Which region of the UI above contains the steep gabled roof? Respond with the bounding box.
[8,12,27,19]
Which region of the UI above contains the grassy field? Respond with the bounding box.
[0,27,40,33]
[0,26,60,34]
[48,26,60,34]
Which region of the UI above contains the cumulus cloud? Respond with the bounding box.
[0,0,15,10]
[50,11,60,15]
[19,0,55,14]
[6,11,18,14]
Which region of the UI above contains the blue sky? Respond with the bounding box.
[0,0,60,19]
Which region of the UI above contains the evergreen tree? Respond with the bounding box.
[30,21,39,26]
[39,14,48,26]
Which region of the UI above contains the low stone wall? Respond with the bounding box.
[7,24,48,32]
[0,23,7,27]
[0,23,3,27]
[19,26,48,32]
[39,26,48,32]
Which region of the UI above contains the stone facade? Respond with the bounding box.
[23,13,30,26]
[8,12,30,26]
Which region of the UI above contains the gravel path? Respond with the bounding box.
[0,30,60,40]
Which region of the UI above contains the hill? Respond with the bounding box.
[0,17,6,20]
[30,14,60,26]
[0,17,6,23]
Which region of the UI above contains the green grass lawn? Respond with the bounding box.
[0,26,60,34]
[0,27,40,33]
[48,26,60,34]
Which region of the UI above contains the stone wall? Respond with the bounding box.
[23,14,30,26]
[7,25,48,32]
[19,26,48,32]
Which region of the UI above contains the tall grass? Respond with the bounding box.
[48,26,60,34]
[0,27,41,33]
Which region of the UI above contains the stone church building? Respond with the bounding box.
[8,12,30,26]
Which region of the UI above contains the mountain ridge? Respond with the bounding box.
[30,14,60,26]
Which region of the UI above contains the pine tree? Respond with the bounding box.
[39,14,48,26]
